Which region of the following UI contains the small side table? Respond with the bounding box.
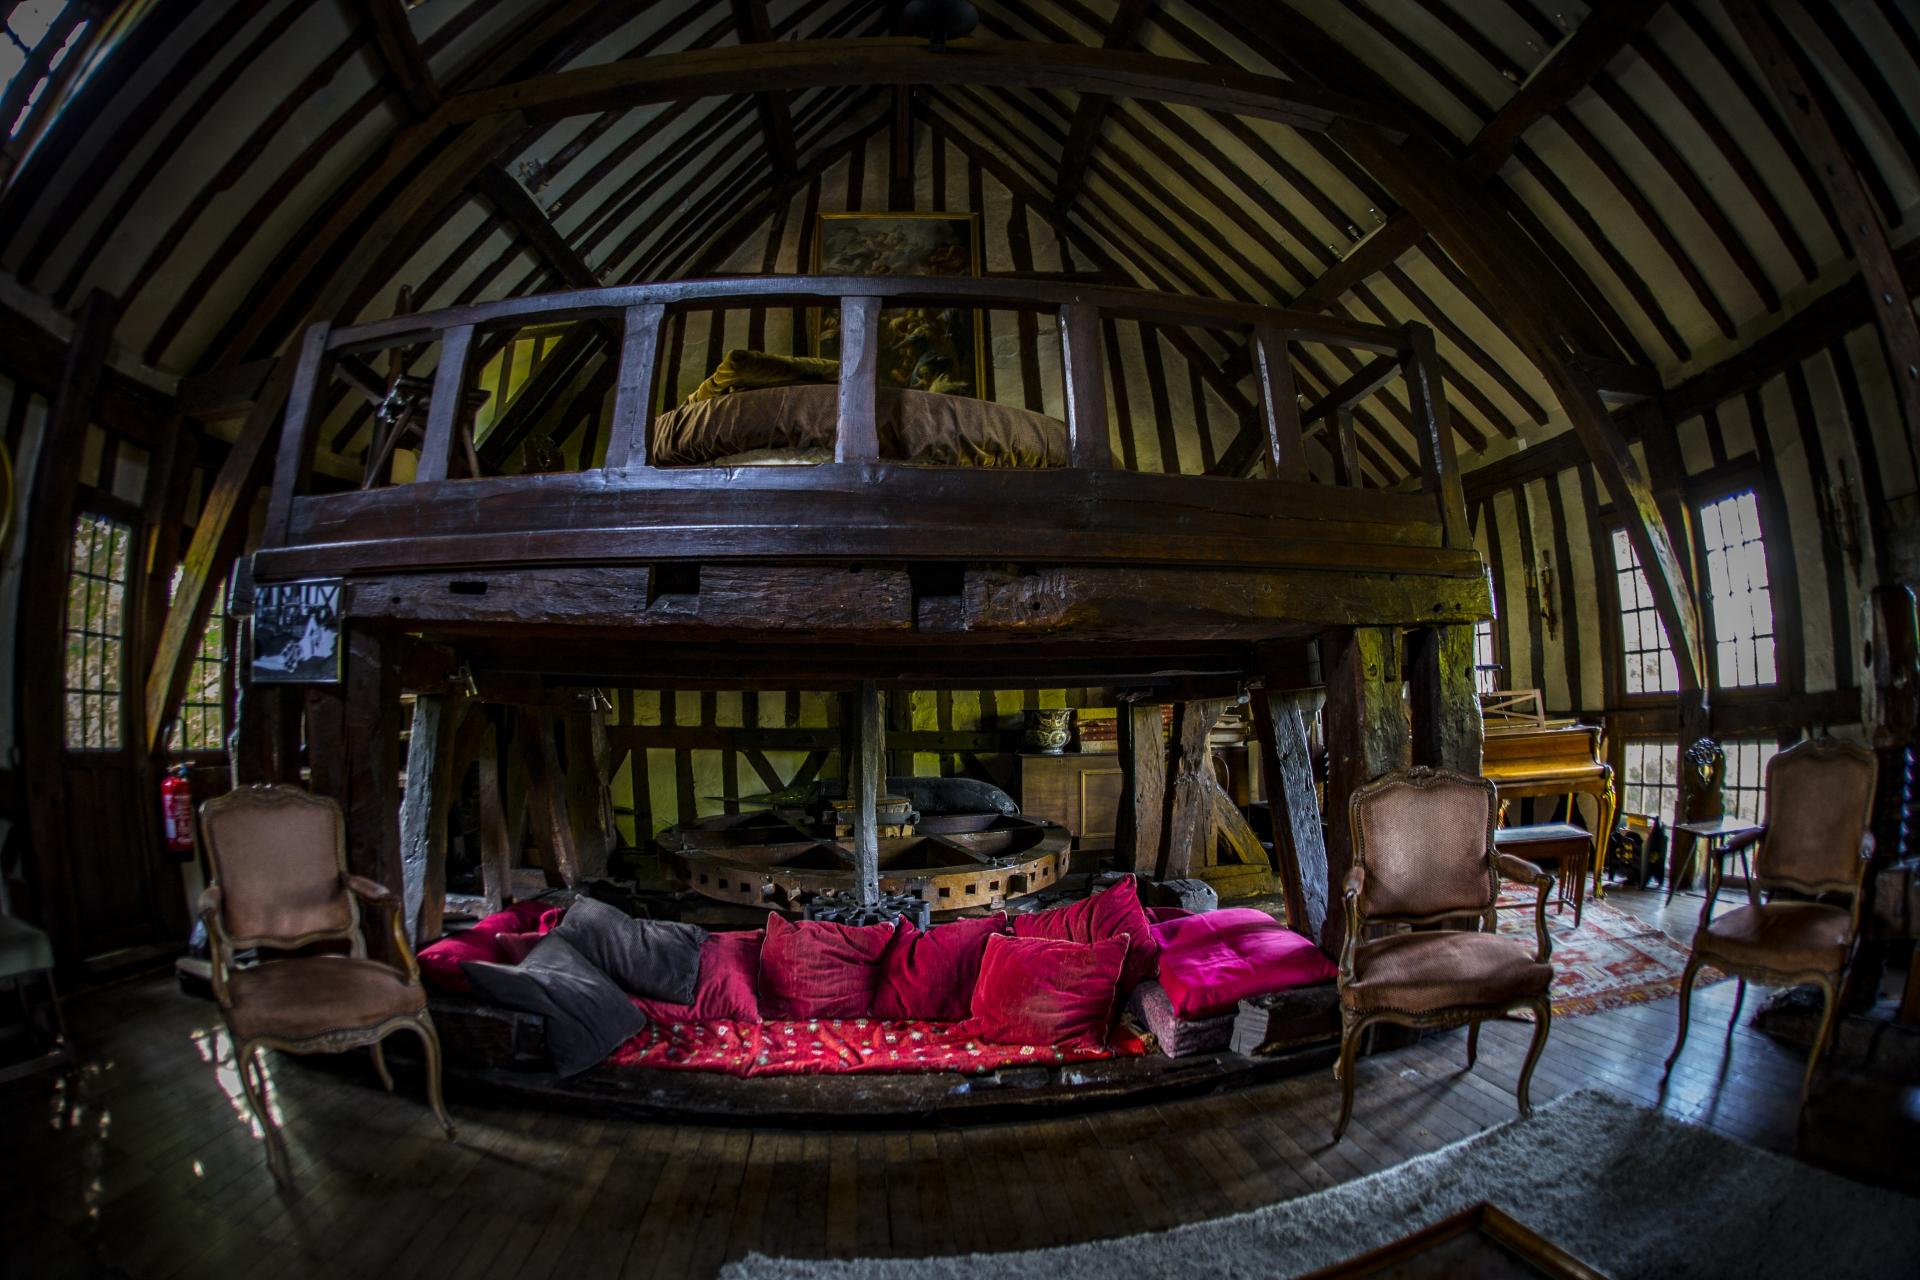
[1667,816,1763,906]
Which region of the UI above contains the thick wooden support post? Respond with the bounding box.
[413,323,473,484]
[518,706,580,887]
[18,290,116,965]
[836,297,882,463]
[309,628,403,959]
[1157,698,1228,880]
[1401,323,1469,548]
[399,690,466,945]
[261,326,331,544]
[475,711,517,910]
[1321,627,1408,957]
[1114,701,1166,874]
[855,679,884,907]
[1727,0,1920,463]
[1251,326,1307,481]
[1407,623,1483,775]
[603,302,666,468]
[1253,687,1327,940]
[563,702,617,880]
[231,656,297,787]
[1058,302,1111,468]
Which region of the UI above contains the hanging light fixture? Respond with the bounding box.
[901,0,978,51]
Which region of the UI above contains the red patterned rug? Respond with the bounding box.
[1496,891,1727,1018]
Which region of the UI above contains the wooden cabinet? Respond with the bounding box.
[1018,753,1124,856]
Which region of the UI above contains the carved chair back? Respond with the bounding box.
[1756,738,1876,897]
[200,786,366,955]
[1350,767,1499,929]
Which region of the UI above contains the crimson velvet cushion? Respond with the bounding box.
[964,932,1129,1052]
[631,928,764,1024]
[872,913,1008,1021]
[418,899,563,994]
[757,913,896,1020]
[1012,876,1159,994]
[1151,908,1337,1020]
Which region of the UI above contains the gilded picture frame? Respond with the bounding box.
[811,211,987,397]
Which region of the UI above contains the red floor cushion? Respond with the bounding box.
[758,913,896,1020]
[418,899,564,994]
[1151,908,1336,1020]
[872,913,1008,1021]
[1012,876,1159,994]
[632,928,765,1023]
[964,932,1129,1052]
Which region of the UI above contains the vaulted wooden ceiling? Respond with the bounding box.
[2,0,1917,489]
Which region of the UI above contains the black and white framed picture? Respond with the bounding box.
[251,578,343,684]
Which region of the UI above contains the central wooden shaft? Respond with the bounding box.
[855,679,884,908]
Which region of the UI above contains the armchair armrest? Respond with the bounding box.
[197,886,234,1009]
[344,875,421,986]
[1339,865,1367,983]
[1717,826,1765,858]
[1495,853,1554,964]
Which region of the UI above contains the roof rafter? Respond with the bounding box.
[1053,0,1157,213]
[730,0,799,179]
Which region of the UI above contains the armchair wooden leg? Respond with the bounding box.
[1664,954,1704,1079]
[1332,1016,1361,1144]
[1725,979,1747,1040]
[236,1041,289,1180]
[413,1014,456,1139]
[1466,1020,1479,1070]
[371,1040,394,1092]
[1517,999,1551,1115]
[1801,975,1841,1114]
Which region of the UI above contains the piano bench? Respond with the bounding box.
[1494,822,1593,927]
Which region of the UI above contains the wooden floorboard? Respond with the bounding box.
[4,887,1914,1279]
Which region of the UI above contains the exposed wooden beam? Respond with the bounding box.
[730,0,799,179]
[1726,0,1920,467]
[440,37,1414,140]
[472,163,601,289]
[355,0,442,119]
[1053,0,1158,212]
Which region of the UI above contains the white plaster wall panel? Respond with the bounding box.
[1840,326,1920,501]
[1524,477,1572,711]
[1753,372,1836,693]
[1491,488,1534,693]
[1717,391,1758,460]
[1676,415,1714,476]
[1558,466,1607,712]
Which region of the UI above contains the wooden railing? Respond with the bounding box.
[261,275,1469,554]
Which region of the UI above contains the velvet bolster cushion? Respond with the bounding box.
[553,896,709,1005]
[757,913,897,1020]
[462,933,647,1078]
[418,899,563,994]
[964,932,1129,1052]
[871,913,1008,1021]
[1150,908,1338,1020]
[1011,875,1160,995]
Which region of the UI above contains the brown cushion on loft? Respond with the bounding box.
[648,383,1068,469]
[684,348,840,404]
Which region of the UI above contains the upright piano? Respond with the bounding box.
[1478,690,1616,902]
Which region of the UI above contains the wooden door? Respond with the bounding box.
[57,509,176,960]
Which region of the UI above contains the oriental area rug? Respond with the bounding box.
[1495,891,1728,1018]
[722,1090,1920,1280]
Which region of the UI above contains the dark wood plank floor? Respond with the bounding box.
[5,887,1912,1280]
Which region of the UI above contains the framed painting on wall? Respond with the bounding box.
[812,212,987,396]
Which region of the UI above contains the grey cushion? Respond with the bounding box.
[554,896,707,1005]
[462,933,646,1078]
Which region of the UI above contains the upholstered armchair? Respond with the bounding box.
[198,786,454,1177]
[1664,737,1876,1110]
[1334,767,1556,1142]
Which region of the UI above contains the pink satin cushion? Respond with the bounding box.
[757,913,897,1020]
[964,932,1129,1052]
[631,928,765,1023]
[872,913,1008,1021]
[417,899,561,993]
[1012,876,1159,993]
[1150,908,1337,1020]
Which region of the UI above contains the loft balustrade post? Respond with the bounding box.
[414,322,474,484]
[603,301,667,469]
[1400,322,1469,548]
[1251,324,1307,482]
[263,320,334,545]
[1058,301,1111,469]
[836,295,882,463]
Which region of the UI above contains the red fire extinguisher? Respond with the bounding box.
[161,765,195,856]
